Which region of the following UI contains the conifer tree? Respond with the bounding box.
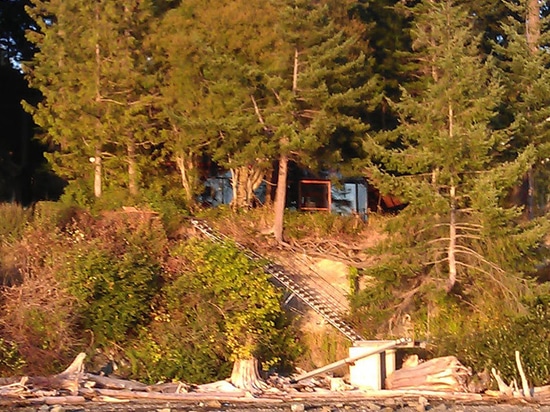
[156,0,279,209]
[495,0,550,218]
[158,0,379,221]
[259,0,380,241]
[364,0,549,327]
[24,0,158,200]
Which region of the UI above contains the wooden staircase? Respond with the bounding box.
[191,219,365,343]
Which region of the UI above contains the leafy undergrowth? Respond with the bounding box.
[0,203,302,382]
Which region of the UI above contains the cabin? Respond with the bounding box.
[198,164,405,220]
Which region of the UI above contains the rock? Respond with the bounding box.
[364,401,382,410]
[291,403,305,412]
[432,402,449,411]
[205,400,222,408]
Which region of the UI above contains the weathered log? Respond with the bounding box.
[491,368,512,396]
[85,374,148,391]
[26,353,87,395]
[146,381,190,393]
[197,379,243,393]
[385,356,470,391]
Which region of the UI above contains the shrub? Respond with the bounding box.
[125,239,303,383]
[64,246,160,344]
[62,214,166,345]
[0,203,30,243]
[284,210,364,239]
[0,223,82,374]
[0,338,25,375]
[448,295,550,387]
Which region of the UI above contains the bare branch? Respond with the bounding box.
[453,244,505,274]
[271,88,283,105]
[454,261,518,300]
[250,95,268,132]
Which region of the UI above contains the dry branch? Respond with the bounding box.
[515,351,532,398]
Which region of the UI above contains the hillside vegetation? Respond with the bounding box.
[1,202,549,387]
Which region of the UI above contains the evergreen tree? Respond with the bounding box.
[362,0,549,333]
[260,0,380,241]
[156,0,279,209]
[24,0,158,200]
[157,0,379,221]
[495,0,550,218]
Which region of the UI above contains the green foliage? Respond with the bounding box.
[31,201,83,231]
[0,338,25,375]
[284,210,364,239]
[59,179,96,209]
[125,238,302,383]
[349,271,401,338]
[125,325,231,384]
[348,266,359,296]
[360,0,549,327]
[0,203,30,243]
[61,214,166,345]
[435,295,550,387]
[65,247,159,343]
[173,239,287,360]
[138,186,190,236]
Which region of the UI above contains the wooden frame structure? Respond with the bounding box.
[298,179,331,212]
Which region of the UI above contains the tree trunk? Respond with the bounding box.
[127,138,138,196]
[273,155,288,243]
[271,48,299,243]
[447,184,457,292]
[229,357,267,392]
[526,0,540,54]
[446,102,457,292]
[230,165,264,210]
[93,148,102,198]
[27,353,87,395]
[175,153,196,208]
[525,0,540,220]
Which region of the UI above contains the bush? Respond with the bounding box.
[62,214,166,345]
[0,222,82,374]
[0,203,30,243]
[449,295,550,387]
[125,238,303,384]
[0,338,25,375]
[284,210,364,239]
[65,246,160,344]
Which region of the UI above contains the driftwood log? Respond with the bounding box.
[26,352,86,395]
[385,356,471,392]
[2,351,550,407]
